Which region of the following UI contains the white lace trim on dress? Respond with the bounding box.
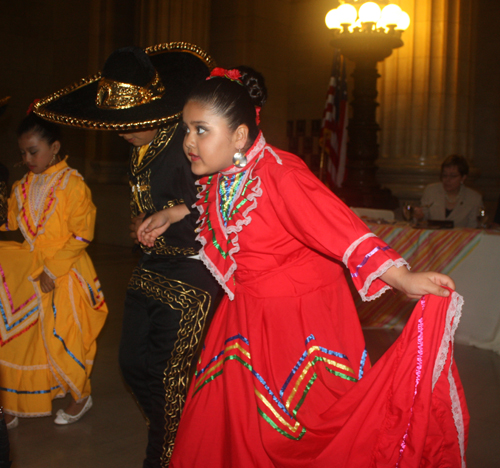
[342,232,376,267]
[449,364,466,468]
[30,274,84,400]
[358,257,409,302]
[431,291,465,467]
[432,292,463,389]
[343,233,409,302]
[15,167,78,252]
[0,360,49,371]
[43,266,57,280]
[196,140,282,301]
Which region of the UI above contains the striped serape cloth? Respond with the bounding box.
[356,225,483,328]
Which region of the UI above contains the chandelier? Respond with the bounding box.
[321,1,411,208]
[326,1,410,34]
[325,1,410,61]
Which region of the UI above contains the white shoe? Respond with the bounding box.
[6,416,18,430]
[54,396,93,425]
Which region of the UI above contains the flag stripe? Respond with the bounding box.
[319,50,348,188]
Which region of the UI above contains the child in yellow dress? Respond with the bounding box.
[0,112,108,428]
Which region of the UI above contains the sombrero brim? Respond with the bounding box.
[34,42,215,131]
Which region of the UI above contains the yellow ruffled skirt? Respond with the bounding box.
[0,241,108,417]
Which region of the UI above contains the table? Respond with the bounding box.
[356,223,500,355]
[450,233,500,353]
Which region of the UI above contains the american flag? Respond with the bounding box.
[319,50,348,188]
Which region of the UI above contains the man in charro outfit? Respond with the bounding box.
[34,44,220,468]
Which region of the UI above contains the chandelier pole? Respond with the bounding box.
[325,1,410,208]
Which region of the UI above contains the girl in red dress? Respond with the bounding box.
[139,67,468,467]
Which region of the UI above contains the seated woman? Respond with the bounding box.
[414,154,482,228]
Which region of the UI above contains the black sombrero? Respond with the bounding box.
[33,42,215,131]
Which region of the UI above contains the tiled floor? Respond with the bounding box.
[6,245,147,468]
[6,244,500,467]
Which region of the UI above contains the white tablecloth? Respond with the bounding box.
[359,223,500,355]
[452,232,500,354]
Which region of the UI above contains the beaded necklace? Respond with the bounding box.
[218,172,246,226]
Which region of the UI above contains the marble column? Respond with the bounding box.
[376,0,478,202]
[135,0,211,49]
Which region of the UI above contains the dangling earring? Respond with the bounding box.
[233,149,247,168]
[46,154,58,170]
[50,154,57,165]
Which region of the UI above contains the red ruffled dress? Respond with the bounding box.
[170,133,468,467]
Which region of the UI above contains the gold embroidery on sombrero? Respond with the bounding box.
[96,71,165,110]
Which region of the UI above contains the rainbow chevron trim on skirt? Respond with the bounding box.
[0,263,39,346]
[193,334,363,440]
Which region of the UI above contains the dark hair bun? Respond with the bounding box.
[236,66,267,108]
[17,113,61,144]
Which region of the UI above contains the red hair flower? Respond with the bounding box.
[26,99,40,116]
[208,67,242,83]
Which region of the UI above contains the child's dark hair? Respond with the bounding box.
[186,66,267,147]
[17,113,61,144]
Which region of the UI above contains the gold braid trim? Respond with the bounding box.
[145,42,216,69]
[163,199,184,209]
[130,169,154,217]
[143,237,198,257]
[130,124,178,176]
[162,294,212,465]
[129,125,197,256]
[33,42,216,131]
[129,124,177,218]
[127,268,212,466]
[96,71,165,109]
